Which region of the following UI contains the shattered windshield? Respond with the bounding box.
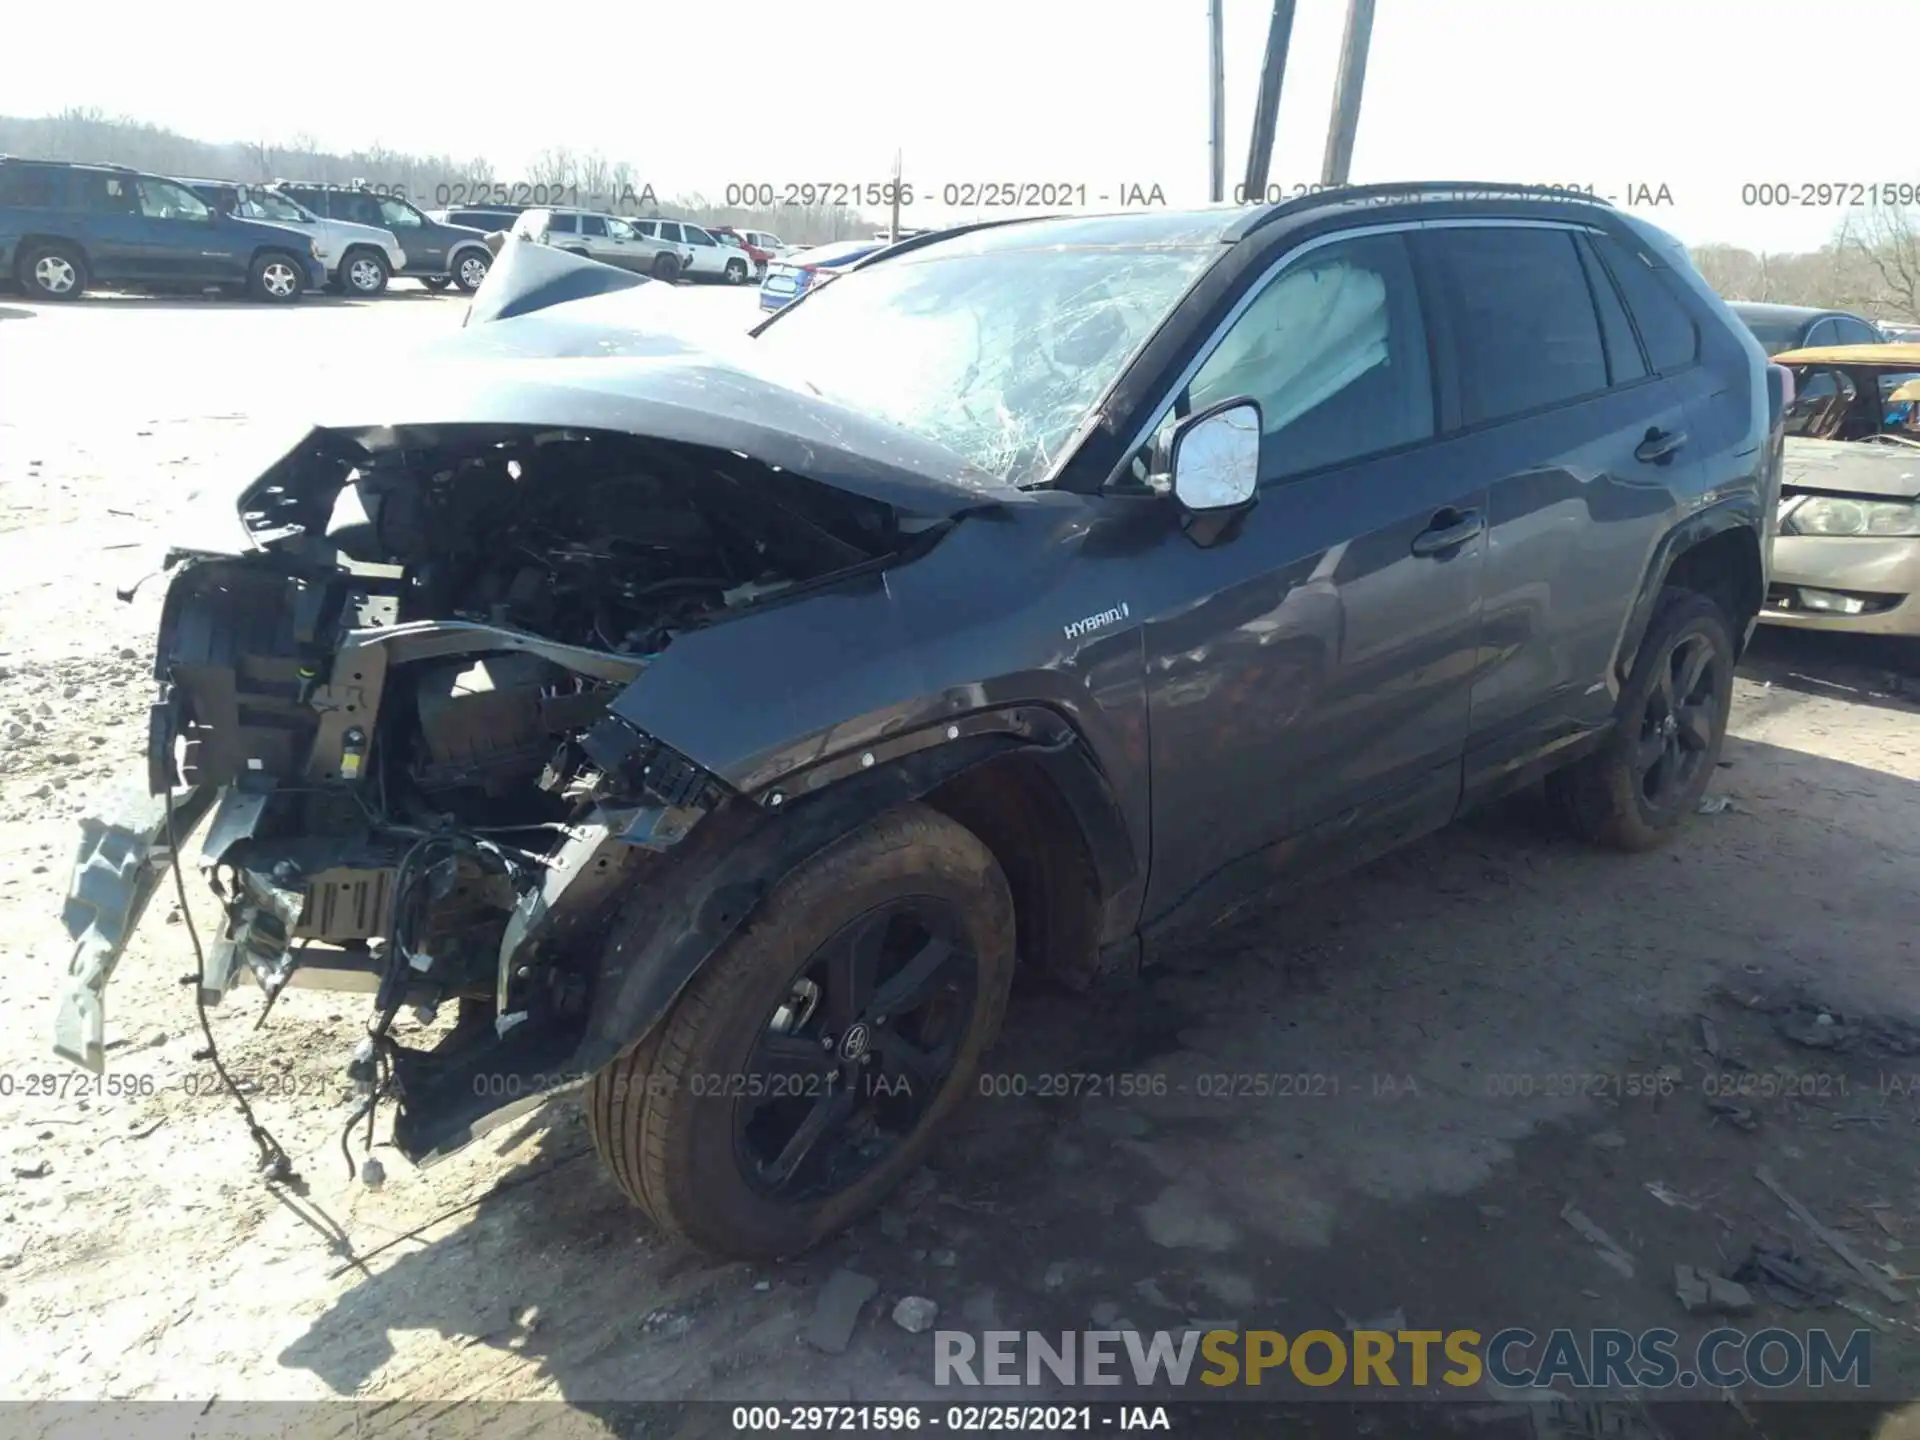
[750,238,1219,487]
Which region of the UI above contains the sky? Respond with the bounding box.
[10,0,1904,254]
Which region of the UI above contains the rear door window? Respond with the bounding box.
[1586,233,1699,373]
[657,222,682,243]
[548,212,578,233]
[579,214,608,237]
[1424,227,1609,426]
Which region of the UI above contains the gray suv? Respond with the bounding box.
[56,184,1781,1262]
[511,207,693,279]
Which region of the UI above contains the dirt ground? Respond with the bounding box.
[3,283,1920,1439]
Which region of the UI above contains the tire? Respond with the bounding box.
[246,250,305,303]
[340,247,390,296]
[451,249,490,293]
[19,242,86,301]
[1545,587,1735,851]
[422,276,452,292]
[725,257,748,284]
[651,252,681,282]
[587,802,1015,1259]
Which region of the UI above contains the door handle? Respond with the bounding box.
[1635,426,1688,464]
[1411,508,1485,557]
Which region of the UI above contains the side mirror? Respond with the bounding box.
[1170,399,1261,511]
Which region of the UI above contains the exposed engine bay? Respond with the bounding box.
[144,423,921,1160]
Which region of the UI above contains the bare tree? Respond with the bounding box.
[527,146,579,189]
[576,150,613,204]
[1838,208,1920,321]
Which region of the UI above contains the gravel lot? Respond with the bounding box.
[2,282,1918,1437]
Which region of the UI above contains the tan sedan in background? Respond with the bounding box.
[1762,343,1920,638]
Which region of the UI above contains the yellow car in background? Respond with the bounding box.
[1763,342,1920,638]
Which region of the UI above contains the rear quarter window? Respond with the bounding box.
[0,166,62,207]
[1588,233,1700,374]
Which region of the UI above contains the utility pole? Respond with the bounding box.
[1320,0,1376,186]
[1207,0,1226,202]
[890,149,903,239]
[1241,0,1298,204]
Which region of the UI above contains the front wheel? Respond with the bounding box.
[247,251,304,303]
[587,802,1014,1259]
[1545,587,1735,851]
[340,248,390,296]
[451,250,490,293]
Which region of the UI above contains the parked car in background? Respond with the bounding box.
[0,157,324,302]
[1761,341,1920,637]
[179,179,405,296]
[429,205,528,232]
[758,238,887,312]
[1877,320,1920,344]
[1727,301,1884,356]
[710,226,788,278]
[274,182,493,293]
[57,185,1773,1262]
[510,208,692,279]
[627,217,753,283]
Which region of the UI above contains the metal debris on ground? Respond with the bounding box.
[1707,1098,1759,1131]
[892,1296,939,1333]
[1729,1243,1840,1309]
[1645,1181,1702,1211]
[1560,1202,1635,1279]
[1755,1166,1906,1304]
[803,1269,878,1354]
[1674,1265,1754,1316]
[1696,794,1741,815]
[1698,1014,1724,1062]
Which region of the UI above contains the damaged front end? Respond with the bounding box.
[57,402,979,1164]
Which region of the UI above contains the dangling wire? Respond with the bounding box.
[165,786,298,1186]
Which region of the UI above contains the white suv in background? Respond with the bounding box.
[176,178,407,295]
[511,208,694,280]
[628,218,756,284]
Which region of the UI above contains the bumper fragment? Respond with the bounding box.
[56,782,215,1072]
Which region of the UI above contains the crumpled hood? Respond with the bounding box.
[1783,437,1920,499]
[307,283,1026,518]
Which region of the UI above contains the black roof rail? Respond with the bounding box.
[851,212,1068,266]
[1226,180,1616,241]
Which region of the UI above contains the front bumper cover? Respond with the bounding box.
[55,781,216,1072]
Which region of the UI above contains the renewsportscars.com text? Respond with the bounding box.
[934,1326,1871,1391]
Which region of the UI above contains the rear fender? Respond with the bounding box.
[1613,498,1766,681]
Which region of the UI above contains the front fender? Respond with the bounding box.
[569,731,1047,1078]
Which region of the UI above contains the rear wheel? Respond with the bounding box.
[20,242,86,301]
[587,803,1014,1259]
[246,251,304,303]
[451,250,490,293]
[1546,587,1734,850]
[651,251,681,282]
[725,257,748,284]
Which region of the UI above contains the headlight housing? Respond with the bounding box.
[1782,495,1920,537]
